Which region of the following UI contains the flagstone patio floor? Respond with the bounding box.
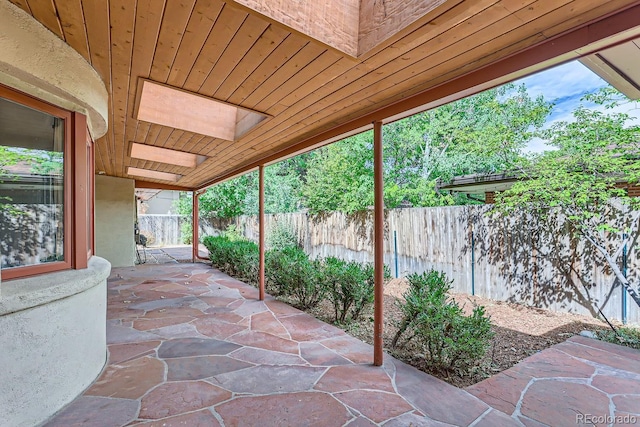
[44,261,640,427]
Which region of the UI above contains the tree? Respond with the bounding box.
[175,158,304,219]
[245,159,305,215]
[417,83,550,182]
[494,88,640,308]
[302,83,551,213]
[302,132,375,214]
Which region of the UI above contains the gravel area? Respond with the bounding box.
[310,278,609,388]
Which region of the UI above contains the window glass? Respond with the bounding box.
[0,97,65,269]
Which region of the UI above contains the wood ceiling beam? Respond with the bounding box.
[134,179,194,191]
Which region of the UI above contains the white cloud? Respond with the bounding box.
[518,61,640,152]
[518,61,607,101]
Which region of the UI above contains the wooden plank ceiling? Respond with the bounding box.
[7,0,640,190]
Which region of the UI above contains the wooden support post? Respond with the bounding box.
[259,165,266,301]
[192,191,199,263]
[373,121,384,366]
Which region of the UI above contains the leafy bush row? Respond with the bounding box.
[203,234,382,322]
[203,233,493,375]
[206,235,259,283]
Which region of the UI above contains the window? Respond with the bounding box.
[0,85,91,279]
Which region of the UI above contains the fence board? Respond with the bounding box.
[143,205,639,324]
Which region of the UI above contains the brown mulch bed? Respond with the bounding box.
[309,278,609,388]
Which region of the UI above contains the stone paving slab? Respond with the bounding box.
[467,335,640,427]
[43,258,638,427]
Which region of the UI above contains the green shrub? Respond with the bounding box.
[596,327,640,349]
[392,270,450,348]
[266,221,298,250]
[203,233,384,323]
[321,257,375,323]
[203,235,230,267]
[203,235,258,285]
[181,221,192,244]
[222,224,245,241]
[232,240,259,284]
[265,246,324,309]
[264,248,295,296]
[393,270,493,374]
[414,302,493,374]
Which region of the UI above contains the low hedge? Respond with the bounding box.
[203,234,491,376]
[205,235,259,284]
[203,235,376,318]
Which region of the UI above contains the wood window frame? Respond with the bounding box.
[0,84,93,280]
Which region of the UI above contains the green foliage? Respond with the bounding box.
[493,87,640,308]
[203,233,382,316]
[265,246,324,309]
[495,89,640,226]
[245,159,306,215]
[392,270,494,374]
[266,221,298,250]
[180,221,192,244]
[596,327,640,350]
[0,147,63,176]
[221,224,245,242]
[204,232,324,309]
[203,235,259,284]
[320,257,376,323]
[302,84,550,213]
[392,270,450,348]
[303,133,375,214]
[174,159,305,220]
[414,300,493,374]
[419,84,550,182]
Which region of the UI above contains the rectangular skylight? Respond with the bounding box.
[134,79,269,141]
[127,167,181,182]
[130,143,206,168]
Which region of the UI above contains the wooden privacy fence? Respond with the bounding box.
[205,206,639,324]
[137,214,184,247]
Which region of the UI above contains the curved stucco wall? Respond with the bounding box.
[0,257,111,427]
[0,1,108,138]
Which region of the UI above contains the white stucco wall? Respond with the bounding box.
[0,257,110,427]
[0,1,108,139]
[96,175,136,267]
[0,4,113,426]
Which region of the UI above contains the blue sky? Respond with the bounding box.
[518,61,607,123]
[514,60,639,152]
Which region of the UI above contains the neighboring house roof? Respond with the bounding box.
[439,172,640,198]
[438,173,519,195]
[579,38,640,101]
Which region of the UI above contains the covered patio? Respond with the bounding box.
[2,0,640,425]
[44,259,640,427]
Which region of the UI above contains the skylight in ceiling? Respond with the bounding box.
[130,143,207,168]
[134,79,269,141]
[127,167,181,182]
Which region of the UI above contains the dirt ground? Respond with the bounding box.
[311,278,609,388]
